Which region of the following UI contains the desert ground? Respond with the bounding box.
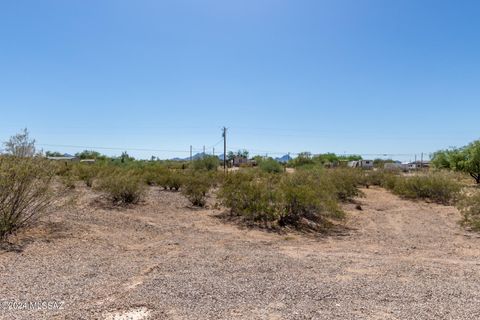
[1,186,480,320]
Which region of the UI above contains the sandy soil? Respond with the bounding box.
[1,186,480,319]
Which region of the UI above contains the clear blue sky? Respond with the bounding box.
[1,0,479,161]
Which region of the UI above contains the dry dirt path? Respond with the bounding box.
[1,186,480,319]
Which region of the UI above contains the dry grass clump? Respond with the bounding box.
[0,156,56,240]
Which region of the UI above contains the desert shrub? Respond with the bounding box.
[0,157,56,240]
[96,170,145,205]
[156,171,171,190]
[73,163,98,187]
[218,170,344,229]
[167,171,185,191]
[389,173,461,205]
[141,165,169,186]
[156,171,185,191]
[363,170,398,188]
[458,192,480,230]
[279,170,343,227]
[182,172,215,207]
[192,155,219,171]
[325,168,363,201]
[259,158,284,173]
[53,161,74,177]
[60,174,76,190]
[219,171,281,222]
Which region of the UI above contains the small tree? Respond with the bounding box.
[3,128,36,157]
[227,150,249,162]
[432,141,480,184]
[75,150,107,160]
[463,141,480,184]
[289,152,314,167]
[45,151,64,157]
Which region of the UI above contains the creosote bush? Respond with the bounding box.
[192,155,219,171]
[325,168,364,201]
[73,163,98,187]
[259,158,284,174]
[458,191,480,230]
[141,166,169,186]
[156,171,185,191]
[363,169,398,189]
[182,172,216,207]
[279,170,344,227]
[387,173,461,205]
[0,157,56,240]
[96,170,145,205]
[219,171,281,222]
[218,169,350,230]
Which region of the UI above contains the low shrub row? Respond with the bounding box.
[359,170,461,205]
[217,169,358,230]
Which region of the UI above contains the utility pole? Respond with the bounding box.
[190,145,192,162]
[421,152,424,169]
[203,145,205,158]
[213,147,215,156]
[222,127,227,172]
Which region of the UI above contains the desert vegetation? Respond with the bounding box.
[458,191,480,230]
[218,168,357,230]
[0,156,56,240]
[96,169,146,205]
[2,129,480,242]
[432,140,480,184]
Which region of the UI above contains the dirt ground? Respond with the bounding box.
[1,186,480,319]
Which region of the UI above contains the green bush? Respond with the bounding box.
[141,165,169,186]
[60,174,76,190]
[363,170,398,188]
[156,171,185,191]
[73,163,98,187]
[458,192,480,230]
[218,170,344,229]
[259,158,284,174]
[192,155,219,171]
[168,171,185,191]
[182,172,215,207]
[219,171,281,222]
[0,157,56,240]
[97,170,145,205]
[279,170,343,227]
[388,173,461,205]
[325,168,363,201]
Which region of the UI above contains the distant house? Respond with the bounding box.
[80,159,96,164]
[348,160,374,169]
[46,156,79,162]
[232,156,249,167]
